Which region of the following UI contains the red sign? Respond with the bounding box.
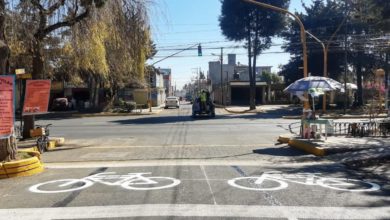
[23,80,51,115]
[0,75,15,138]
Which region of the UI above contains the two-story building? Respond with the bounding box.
[208,54,272,105]
[118,70,166,107]
[160,68,173,97]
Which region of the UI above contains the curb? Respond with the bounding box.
[277,135,291,144]
[71,110,163,118]
[53,137,65,146]
[214,104,264,114]
[18,137,65,151]
[225,108,263,114]
[283,115,388,119]
[18,147,39,154]
[224,108,253,114]
[0,152,44,179]
[288,139,326,156]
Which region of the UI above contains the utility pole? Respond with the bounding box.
[220,47,224,106]
[226,71,229,105]
[149,70,152,112]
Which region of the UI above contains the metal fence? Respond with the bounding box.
[333,121,390,137]
[288,120,390,138]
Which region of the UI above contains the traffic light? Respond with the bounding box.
[198,44,202,56]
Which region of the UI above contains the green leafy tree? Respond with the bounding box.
[347,0,390,106]
[281,0,389,107]
[15,0,106,138]
[57,0,154,107]
[219,0,289,109]
[261,71,281,103]
[280,0,346,84]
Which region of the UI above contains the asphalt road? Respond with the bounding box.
[41,104,298,146]
[1,104,390,220]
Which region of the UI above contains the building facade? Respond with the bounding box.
[160,68,173,97]
[208,54,272,105]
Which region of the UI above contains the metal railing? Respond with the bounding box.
[288,120,390,138]
[333,121,390,137]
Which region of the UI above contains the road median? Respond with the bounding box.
[288,139,326,156]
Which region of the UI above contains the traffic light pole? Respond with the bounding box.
[242,0,309,110]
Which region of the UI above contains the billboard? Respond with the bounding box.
[0,75,15,138]
[23,80,51,115]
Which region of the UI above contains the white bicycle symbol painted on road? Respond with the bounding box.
[29,172,181,193]
[228,172,380,192]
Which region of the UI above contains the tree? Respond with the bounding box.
[347,0,390,106]
[0,0,9,74]
[281,0,390,107]
[70,0,154,106]
[17,0,106,138]
[219,0,289,109]
[261,71,282,103]
[280,0,346,83]
[0,0,16,162]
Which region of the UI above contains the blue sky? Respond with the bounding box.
[149,0,312,89]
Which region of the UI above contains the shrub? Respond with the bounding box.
[124,101,137,112]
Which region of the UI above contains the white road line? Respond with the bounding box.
[201,165,217,205]
[0,205,388,220]
[43,160,334,169]
[67,144,276,149]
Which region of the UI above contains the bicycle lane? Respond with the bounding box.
[0,163,389,219]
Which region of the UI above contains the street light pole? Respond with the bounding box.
[241,0,309,109]
[148,70,152,112]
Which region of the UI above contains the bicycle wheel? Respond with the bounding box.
[317,178,380,192]
[228,177,288,191]
[43,136,50,151]
[29,179,93,193]
[36,137,45,154]
[121,177,181,190]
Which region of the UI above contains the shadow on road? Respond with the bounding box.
[110,107,301,125]
[252,146,307,157]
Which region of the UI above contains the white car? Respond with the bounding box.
[164,96,180,109]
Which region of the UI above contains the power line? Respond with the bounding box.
[152,51,289,58]
[156,40,231,49]
[155,33,388,50]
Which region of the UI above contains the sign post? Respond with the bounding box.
[0,75,15,138]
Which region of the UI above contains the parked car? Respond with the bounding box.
[51,98,71,111]
[165,96,180,109]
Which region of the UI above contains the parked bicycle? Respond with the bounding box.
[35,124,52,154]
[228,171,380,192]
[29,172,181,193]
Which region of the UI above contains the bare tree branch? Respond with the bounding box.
[47,0,66,15]
[41,8,89,37]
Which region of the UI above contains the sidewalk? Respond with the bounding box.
[221,105,300,114]
[33,107,164,119]
[283,113,388,119]
[283,135,390,179]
